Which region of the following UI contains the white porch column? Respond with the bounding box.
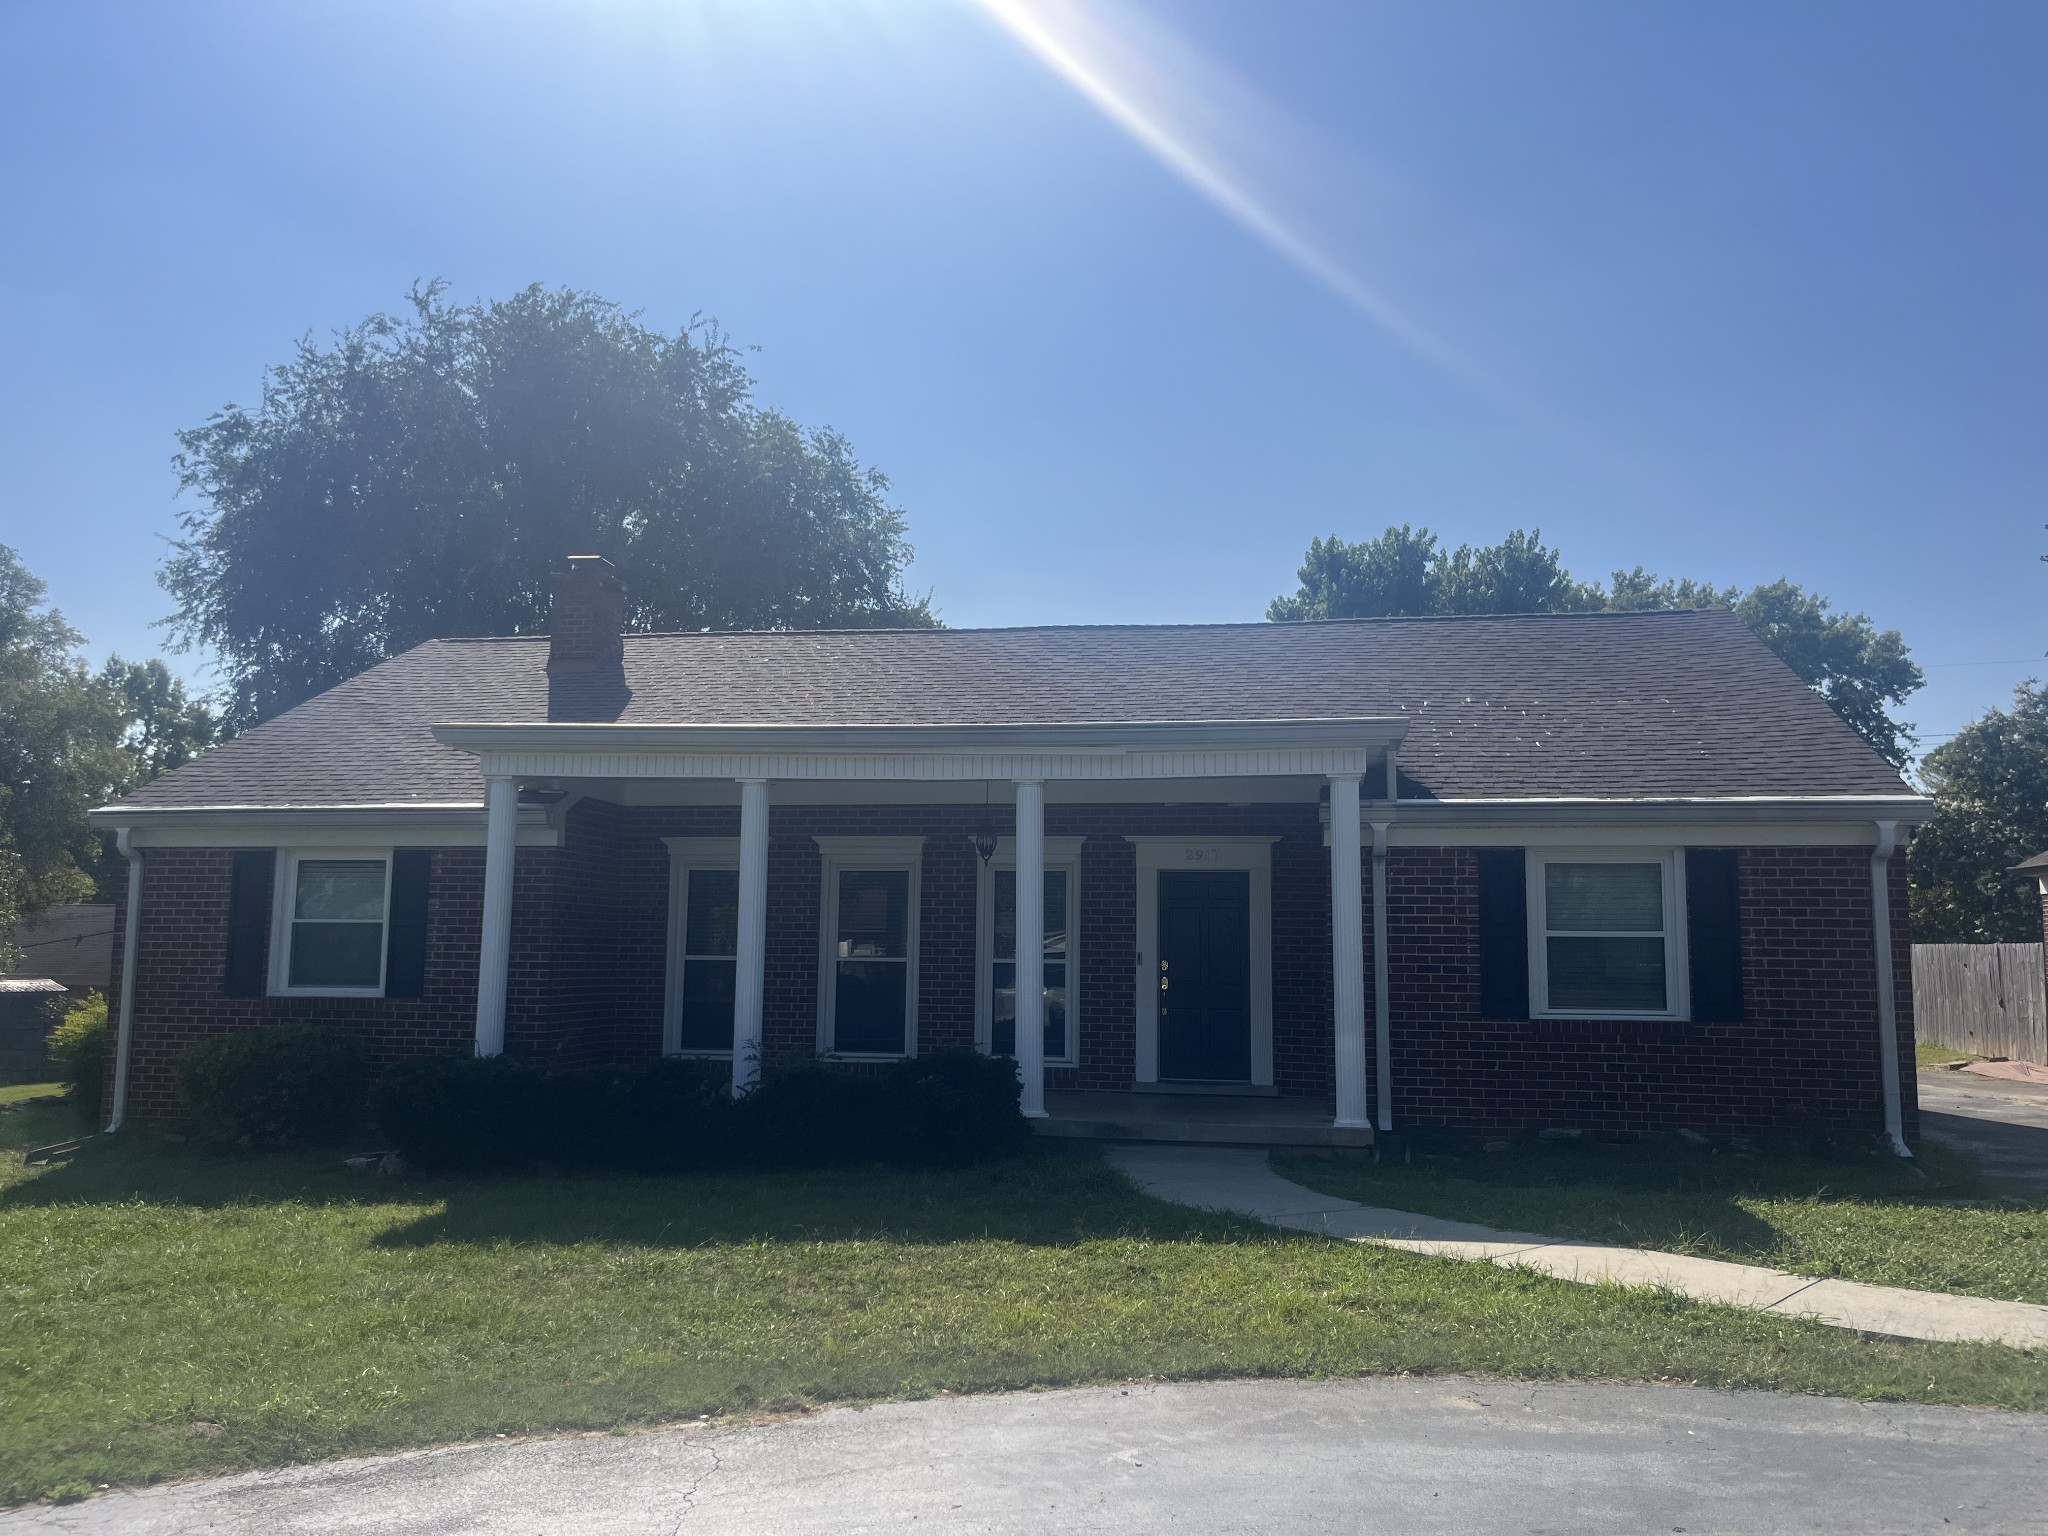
[473,774,518,1057]
[1013,779,1049,1118]
[731,777,771,1098]
[1330,773,1368,1128]
[1871,820,1911,1157]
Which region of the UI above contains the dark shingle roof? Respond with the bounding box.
[110,609,1914,810]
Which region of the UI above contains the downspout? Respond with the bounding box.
[1370,817,1392,1133]
[104,828,142,1134]
[1870,820,1910,1158]
[1373,743,1398,1133]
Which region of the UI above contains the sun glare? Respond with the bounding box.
[973,0,1500,402]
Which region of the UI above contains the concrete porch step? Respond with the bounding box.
[1035,1090,1374,1149]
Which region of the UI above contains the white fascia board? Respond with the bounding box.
[90,803,559,850]
[432,716,1408,783]
[1372,795,1933,849]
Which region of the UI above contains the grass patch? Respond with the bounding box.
[1278,1130,2048,1305]
[3,1105,2046,1506]
[1917,1040,1977,1068]
[0,1083,67,1108]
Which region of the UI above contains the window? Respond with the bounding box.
[976,838,1083,1066]
[1528,852,1687,1018]
[816,837,923,1057]
[271,852,390,995]
[664,839,739,1055]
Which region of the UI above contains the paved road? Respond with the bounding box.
[8,1378,2045,1535]
[1920,1070,2048,1191]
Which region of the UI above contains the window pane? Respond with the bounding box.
[1046,960,1068,1059]
[837,870,908,958]
[678,956,737,1050]
[1546,863,1662,932]
[685,869,740,957]
[994,871,1015,963]
[995,868,1068,964]
[992,959,1066,1060]
[835,960,906,1053]
[1044,870,1068,958]
[295,860,385,922]
[1547,936,1667,1012]
[290,921,383,988]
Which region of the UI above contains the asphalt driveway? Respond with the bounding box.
[6,1377,2044,1535]
[1920,1070,2048,1191]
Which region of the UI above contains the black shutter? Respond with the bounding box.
[1476,848,1529,1019]
[385,849,432,999]
[223,850,273,997]
[1686,848,1743,1022]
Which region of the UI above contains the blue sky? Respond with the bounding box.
[2,0,2043,753]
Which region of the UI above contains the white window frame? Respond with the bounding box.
[268,848,393,998]
[662,837,741,1058]
[814,835,924,1059]
[974,835,1084,1068]
[1526,848,1690,1021]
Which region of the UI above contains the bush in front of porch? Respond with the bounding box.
[371,1048,1030,1173]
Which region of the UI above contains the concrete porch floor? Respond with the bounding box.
[1035,1090,1374,1149]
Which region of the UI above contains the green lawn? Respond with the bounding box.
[4,1101,2047,1506]
[1278,1130,2048,1305]
[0,1082,66,1107]
[1917,1040,1978,1068]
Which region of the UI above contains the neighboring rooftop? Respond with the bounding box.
[105,609,1915,810]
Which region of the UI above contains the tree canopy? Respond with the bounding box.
[0,546,221,963]
[165,283,935,728]
[1909,683,2048,943]
[1268,525,1923,766]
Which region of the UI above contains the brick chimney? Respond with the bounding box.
[546,555,626,676]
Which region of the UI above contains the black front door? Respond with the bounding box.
[1158,870,1252,1082]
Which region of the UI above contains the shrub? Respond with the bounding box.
[372,1050,1029,1175]
[45,992,108,1123]
[372,1054,553,1172]
[549,1057,737,1172]
[882,1049,1032,1165]
[737,1065,895,1168]
[175,1024,370,1149]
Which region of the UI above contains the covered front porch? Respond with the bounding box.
[436,717,1411,1133]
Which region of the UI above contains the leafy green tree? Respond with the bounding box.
[1268,526,1595,621]
[0,548,224,950]
[99,658,222,780]
[166,283,935,728]
[0,548,133,960]
[1269,526,1922,766]
[1909,684,2048,943]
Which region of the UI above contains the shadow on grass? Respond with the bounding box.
[2,1119,1260,1250]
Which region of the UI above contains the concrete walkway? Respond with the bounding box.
[9,1378,2045,1534]
[1106,1144,2048,1350]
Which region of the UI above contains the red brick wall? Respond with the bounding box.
[106,809,1916,1142]
[1380,846,1917,1141]
[107,844,560,1123]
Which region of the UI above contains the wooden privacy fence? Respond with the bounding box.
[1912,943,2047,1064]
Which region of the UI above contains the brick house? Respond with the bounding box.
[90,558,1929,1149]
